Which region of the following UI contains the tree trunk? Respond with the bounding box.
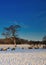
[14,38,16,47]
[10,37,16,47]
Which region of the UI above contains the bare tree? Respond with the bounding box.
[9,25,21,37]
[42,36,46,42]
[42,36,46,49]
[2,24,21,46]
[2,27,10,38]
[2,32,10,38]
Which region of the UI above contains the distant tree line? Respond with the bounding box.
[0,24,46,49]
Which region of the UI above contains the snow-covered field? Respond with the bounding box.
[0,48,46,65]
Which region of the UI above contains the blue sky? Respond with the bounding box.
[0,0,46,41]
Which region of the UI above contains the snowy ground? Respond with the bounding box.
[0,48,46,65]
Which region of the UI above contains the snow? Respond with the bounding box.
[0,48,46,65]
